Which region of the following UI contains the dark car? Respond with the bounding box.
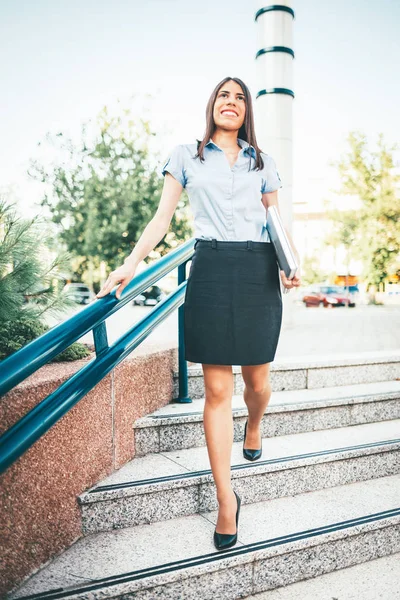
[132,285,166,306]
[302,285,356,308]
[63,283,95,305]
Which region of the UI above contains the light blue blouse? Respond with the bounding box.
[161,137,282,243]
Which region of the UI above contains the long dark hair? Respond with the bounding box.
[194,76,265,171]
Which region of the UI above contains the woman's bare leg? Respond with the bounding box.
[241,363,272,448]
[202,363,237,534]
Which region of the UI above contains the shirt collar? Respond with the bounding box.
[237,137,256,158]
[205,137,256,158]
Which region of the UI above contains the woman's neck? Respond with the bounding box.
[211,130,241,150]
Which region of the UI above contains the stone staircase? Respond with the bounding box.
[8,354,400,599]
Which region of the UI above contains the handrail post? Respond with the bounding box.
[176,261,192,403]
[93,322,109,356]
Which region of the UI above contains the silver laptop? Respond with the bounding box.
[265,206,298,279]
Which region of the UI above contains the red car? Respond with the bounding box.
[302,285,356,308]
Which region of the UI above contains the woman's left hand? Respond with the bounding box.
[280,266,301,292]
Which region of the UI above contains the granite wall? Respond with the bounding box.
[0,346,178,597]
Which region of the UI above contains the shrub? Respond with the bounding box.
[0,197,91,362]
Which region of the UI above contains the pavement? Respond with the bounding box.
[47,300,400,359]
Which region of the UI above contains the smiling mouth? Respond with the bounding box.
[221,110,238,117]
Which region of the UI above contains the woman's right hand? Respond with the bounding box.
[95,260,137,300]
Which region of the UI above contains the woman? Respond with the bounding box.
[96,76,301,551]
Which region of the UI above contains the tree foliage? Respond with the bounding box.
[325,131,400,287]
[28,104,192,286]
[301,253,328,285]
[0,197,90,361]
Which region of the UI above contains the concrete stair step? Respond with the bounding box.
[10,474,400,600]
[244,552,400,599]
[173,352,400,398]
[134,380,400,455]
[78,419,400,533]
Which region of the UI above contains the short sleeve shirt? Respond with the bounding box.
[161,137,282,242]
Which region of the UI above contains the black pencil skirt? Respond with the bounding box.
[183,238,283,366]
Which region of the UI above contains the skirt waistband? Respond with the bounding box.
[194,238,274,252]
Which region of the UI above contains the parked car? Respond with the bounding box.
[346,284,360,304]
[132,285,166,306]
[302,285,356,308]
[63,283,95,305]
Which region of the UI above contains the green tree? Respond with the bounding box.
[0,197,90,361]
[301,252,328,285]
[326,131,400,290]
[28,102,192,289]
[323,207,358,287]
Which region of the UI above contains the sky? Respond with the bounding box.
[1,0,399,217]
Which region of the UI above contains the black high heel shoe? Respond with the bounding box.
[213,490,241,551]
[243,418,262,461]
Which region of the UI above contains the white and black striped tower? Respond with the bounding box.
[254,2,296,325]
[254,2,295,233]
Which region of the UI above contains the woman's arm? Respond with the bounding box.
[124,173,184,267]
[96,174,184,299]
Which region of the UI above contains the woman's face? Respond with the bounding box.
[213,80,246,133]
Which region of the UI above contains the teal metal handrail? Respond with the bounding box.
[0,238,196,474]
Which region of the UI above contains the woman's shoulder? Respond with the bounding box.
[168,142,198,155]
[258,151,279,172]
[259,150,274,161]
[169,140,198,149]
[162,143,198,167]
[181,141,200,153]
[258,151,282,191]
[172,142,201,162]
